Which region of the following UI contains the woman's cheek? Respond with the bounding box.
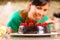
[44,11,48,15]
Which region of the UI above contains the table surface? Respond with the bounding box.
[10,32,59,36]
[0,36,60,40]
[0,32,60,40]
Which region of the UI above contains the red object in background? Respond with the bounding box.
[42,23,48,27]
[51,17,54,20]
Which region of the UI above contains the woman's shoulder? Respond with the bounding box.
[8,10,24,22]
[13,10,23,15]
[37,15,49,23]
[43,15,49,19]
[11,10,24,18]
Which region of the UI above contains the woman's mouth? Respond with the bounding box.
[33,14,42,20]
[36,16,41,20]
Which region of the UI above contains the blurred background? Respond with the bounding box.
[0,0,60,26]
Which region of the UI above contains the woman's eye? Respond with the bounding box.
[44,9,47,11]
[37,7,42,10]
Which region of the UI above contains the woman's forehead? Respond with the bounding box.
[35,3,49,9]
[37,3,48,7]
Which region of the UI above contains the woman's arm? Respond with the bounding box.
[44,19,55,24]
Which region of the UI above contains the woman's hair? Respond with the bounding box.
[30,0,50,6]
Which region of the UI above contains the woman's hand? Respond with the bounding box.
[44,19,55,24]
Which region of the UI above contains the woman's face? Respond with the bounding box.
[28,3,49,21]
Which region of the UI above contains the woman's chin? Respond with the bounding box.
[36,17,41,20]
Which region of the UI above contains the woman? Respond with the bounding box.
[7,0,53,33]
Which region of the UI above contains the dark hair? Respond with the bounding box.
[22,26,39,34]
[53,13,60,18]
[30,0,50,6]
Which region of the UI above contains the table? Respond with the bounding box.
[0,32,60,40]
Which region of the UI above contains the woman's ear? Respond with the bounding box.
[29,2,32,6]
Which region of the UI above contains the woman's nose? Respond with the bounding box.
[38,10,44,15]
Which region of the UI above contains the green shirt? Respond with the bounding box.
[7,10,23,32]
[7,10,52,32]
